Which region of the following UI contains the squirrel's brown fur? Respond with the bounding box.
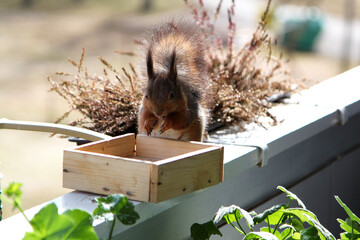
[137,21,208,141]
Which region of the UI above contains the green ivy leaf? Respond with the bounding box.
[300,226,321,240]
[253,204,286,225]
[335,196,360,226]
[213,205,254,227]
[337,218,360,234]
[277,186,306,209]
[243,231,279,240]
[93,194,139,225]
[190,221,222,240]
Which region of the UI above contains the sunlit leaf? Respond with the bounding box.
[253,204,286,225]
[213,205,254,227]
[62,209,98,239]
[24,203,73,239]
[303,213,335,240]
[280,226,293,239]
[260,227,281,239]
[335,196,360,226]
[340,232,360,240]
[277,186,306,209]
[281,209,318,224]
[244,231,279,240]
[23,203,98,240]
[337,218,360,234]
[93,194,139,225]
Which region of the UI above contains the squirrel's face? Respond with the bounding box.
[145,48,182,118]
[145,73,181,118]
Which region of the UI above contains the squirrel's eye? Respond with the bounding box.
[145,94,149,100]
[169,92,175,100]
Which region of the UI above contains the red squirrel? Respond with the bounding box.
[137,21,208,141]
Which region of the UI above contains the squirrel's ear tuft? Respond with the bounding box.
[147,49,154,81]
[169,49,177,82]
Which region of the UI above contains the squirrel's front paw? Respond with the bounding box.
[160,118,171,134]
[144,118,158,135]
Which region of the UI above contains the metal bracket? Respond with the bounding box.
[214,139,269,167]
[337,107,348,126]
[238,142,269,167]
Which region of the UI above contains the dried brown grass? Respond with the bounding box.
[48,0,296,136]
[48,48,142,136]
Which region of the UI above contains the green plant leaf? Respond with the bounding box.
[190,221,222,240]
[292,232,301,240]
[300,226,321,240]
[280,224,296,232]
[339,232,349,240]
[24,203,73,239]
[253,204,286,225]
[289,218,304,232]
[4,182,23,208]
[93,194,139,225]
[243,231,279,240]
[24,203,99,240]
[277,186,306,209]
[335,196,360,226]
[4,182,22,199]
[303,213,335,240]
[281,209,318,224]
[62,209,98,239]
[213,205,254,227]
[337,218,360,234]
[340,232,360,240]
[260,227,281,239]
[280,226,294,239]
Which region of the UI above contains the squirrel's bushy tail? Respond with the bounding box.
[142,20,209,99]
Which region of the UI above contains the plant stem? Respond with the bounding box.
[351,220,355,240]
[108,218,116,240]
[286,199,293,208]
[273,214,284,234]
[16,202,31,225]
[1,197,31,225]
[267,216,271,232]
[235,218,247,235]
[226,215,244,234]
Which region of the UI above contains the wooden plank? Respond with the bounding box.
[136,135,216,159]
[76,133,135,157]
[149,146,224,202]
[63,149,151,201]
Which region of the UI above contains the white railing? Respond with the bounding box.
[1,66,360,239]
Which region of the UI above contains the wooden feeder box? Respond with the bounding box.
[63,133,224,203]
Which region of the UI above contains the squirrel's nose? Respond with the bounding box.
[155,109,164,118]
